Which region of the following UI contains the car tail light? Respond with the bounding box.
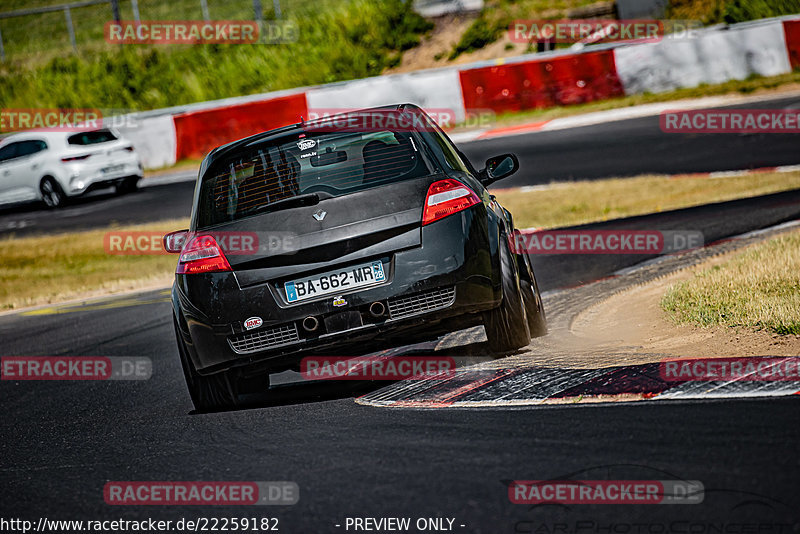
[422,178,480,226]
[61,154,91,162]
[176,235,232,274]
[124,146,134,152]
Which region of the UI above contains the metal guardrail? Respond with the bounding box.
[0,0,114,60]
[0,0,282,61]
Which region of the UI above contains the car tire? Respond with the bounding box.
[520,279,547,337]
[115,176,139,195]
[40,177,65,208]
[483,239,531,353]
[174,316,239,412]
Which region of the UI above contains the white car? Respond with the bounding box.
[0,129,144,208]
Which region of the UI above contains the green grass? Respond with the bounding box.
[668,0,800,24]
[494,170,800,229]
[0,219,188,310]
[0,0,432,110]
[662,230,800,335]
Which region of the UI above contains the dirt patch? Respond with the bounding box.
[389,14,533,74]
[569,254,800,366]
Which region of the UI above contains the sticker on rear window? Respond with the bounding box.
[297,139,316,151]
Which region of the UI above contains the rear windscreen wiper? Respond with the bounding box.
[252,193,324,215]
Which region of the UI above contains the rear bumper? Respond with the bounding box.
[173,209,502,375]
[64,159,143,196]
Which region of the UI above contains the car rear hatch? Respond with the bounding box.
[191,124,446,292]
[62,129,133,173]
[210,174,436,288]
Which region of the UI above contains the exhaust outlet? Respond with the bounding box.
[369,301,386,318]
[302,316,320,332]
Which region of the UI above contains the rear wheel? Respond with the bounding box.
[483,239,531,353]
[40,177,64,208]
[115,176,139,194]
[174,316,239,412]
[521,279,547,337]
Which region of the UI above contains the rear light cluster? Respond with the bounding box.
[176,235,231,274]
[61,154,90,163]
[422,178,480,226]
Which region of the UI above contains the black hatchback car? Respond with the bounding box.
[165,104,546,410]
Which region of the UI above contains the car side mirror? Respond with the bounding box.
[481,154,519,185]
[163,230,189,253]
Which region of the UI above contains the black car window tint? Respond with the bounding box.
[67,130,117,146]
[198,129,431,227]
[16,140,46,157]
[0,143,19,162]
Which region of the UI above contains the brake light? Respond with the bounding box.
[176,235,232,274]
[61,154,91,162]
[422,178,480,226]
[124,146,134,152]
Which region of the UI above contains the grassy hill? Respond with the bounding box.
[0,0,432,110]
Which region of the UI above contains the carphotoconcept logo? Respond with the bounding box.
[1,356,151,380]
[512,230,703,255]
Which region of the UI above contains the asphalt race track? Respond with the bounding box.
[2,95,800,237]
[2,187,799,529]
[461,94,800,188]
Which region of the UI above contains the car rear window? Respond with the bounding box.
[67,129,117,146]
[196,128,432,227]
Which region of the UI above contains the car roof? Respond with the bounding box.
[199,103,425,176]
[0,128,119,147]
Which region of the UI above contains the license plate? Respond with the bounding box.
[102,164,125,174]
[284,261,386,303]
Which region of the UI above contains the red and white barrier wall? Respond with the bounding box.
[129,16,799,170]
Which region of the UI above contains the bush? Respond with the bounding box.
[449,16,505,60]
[723,0,800,23]
[0,0,433,111]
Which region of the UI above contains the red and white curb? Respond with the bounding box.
[356,361,800,408]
